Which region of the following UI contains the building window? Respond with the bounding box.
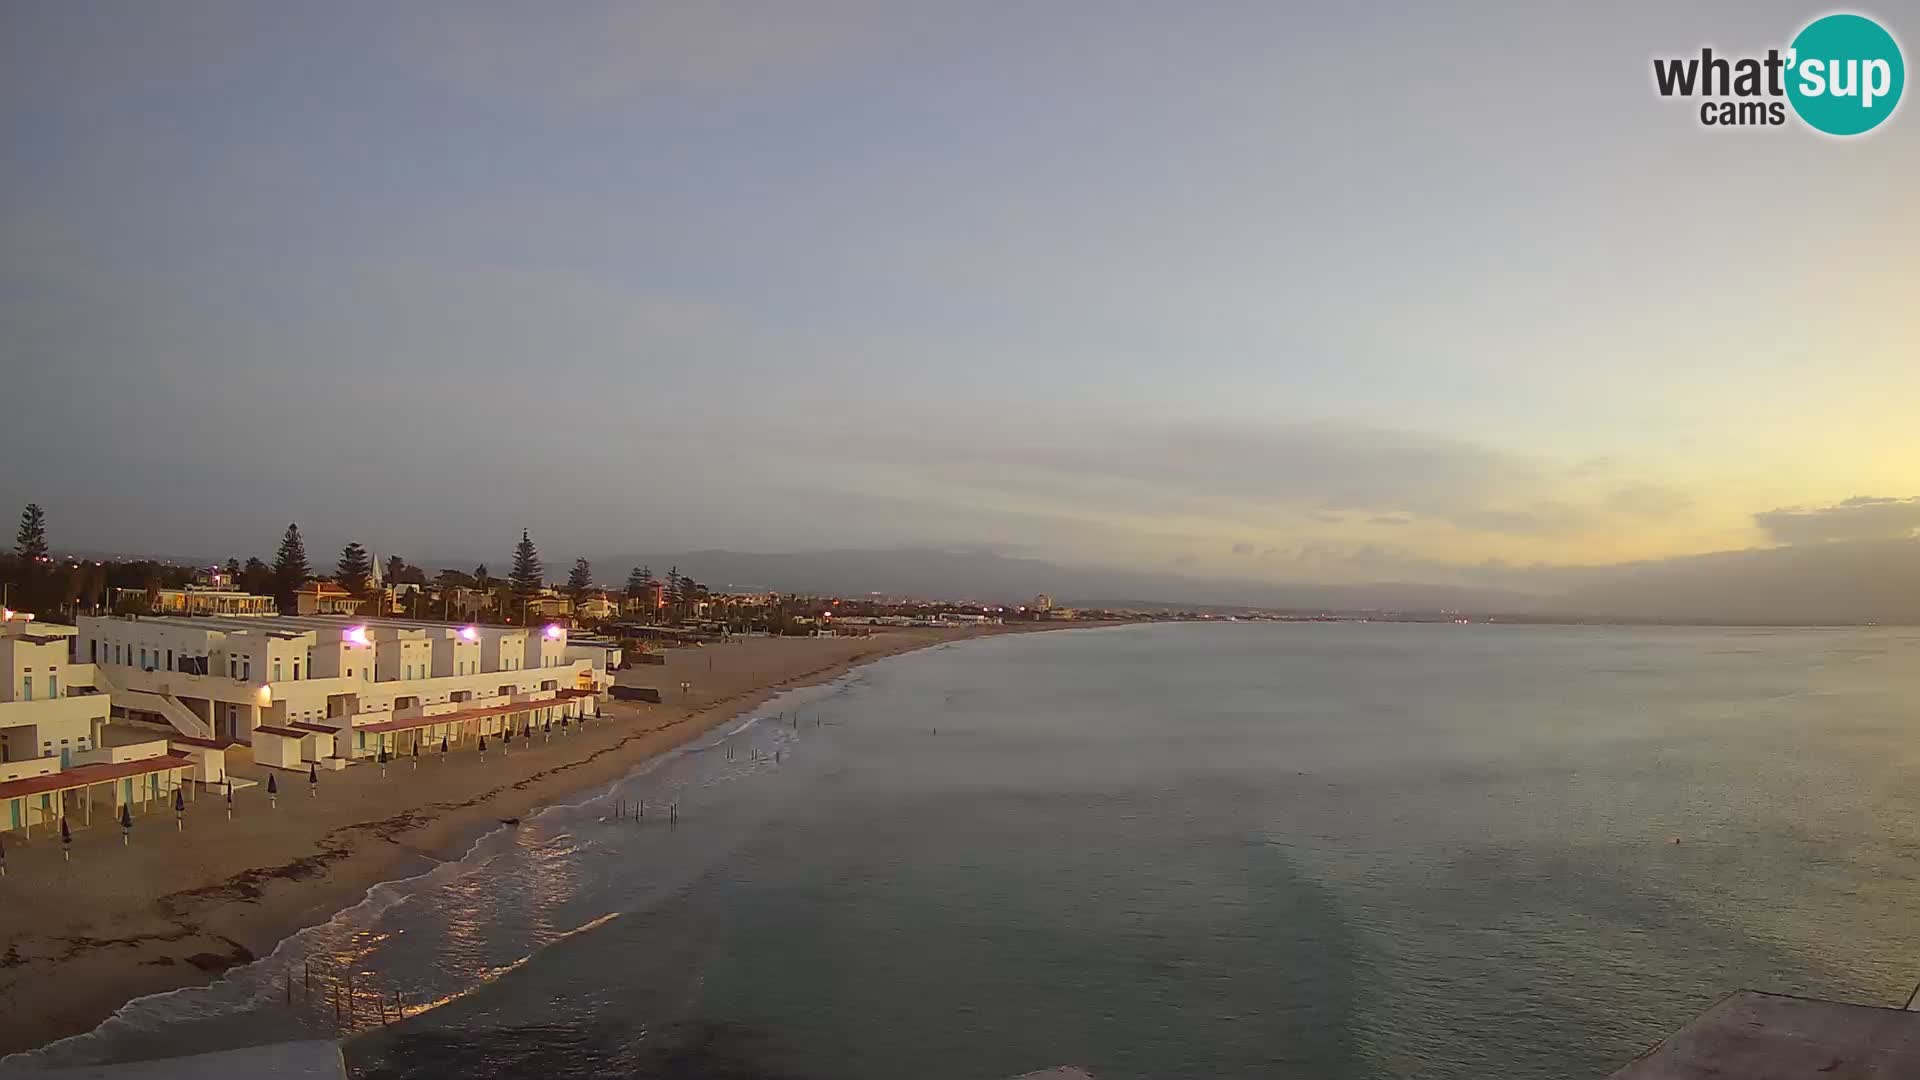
[274,661,282,682]
[21,677,31,701]
[48,674,58,698]
[242,659,251,680]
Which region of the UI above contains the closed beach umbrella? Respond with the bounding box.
[120,803,132,845]
[1,832,7,877]
[174,787,185,830]
[379,747,389,777]
[478,734,488,760]
[440,735,449,756]
[308,762,318,797]
[61,816,72,860]
[226,780,234,819]
[268,773,278,807]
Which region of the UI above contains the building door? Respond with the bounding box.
[8,799,18,831]
[60,746,71,768]
[122,777,133,806]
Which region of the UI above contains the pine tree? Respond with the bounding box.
[224,558,241,582]
[625,566,648,598]
[664,566,685,621]
[272,523,311,611]
[386,555,406,587]
[473,564,491,592]
[15,503,48,561]
[510,530,543,597]
[336,542,373,597]
[241,557,273,595]
[566,558,594,603]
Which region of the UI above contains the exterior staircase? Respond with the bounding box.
[93,667,214,740]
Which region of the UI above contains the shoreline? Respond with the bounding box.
[0,622,1119,1060]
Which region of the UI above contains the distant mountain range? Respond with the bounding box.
[65,536,1914,626]
[590,539,1920,625]
[592,547,1532,613]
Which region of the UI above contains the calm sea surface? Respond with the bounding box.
[14,623,1920,1079]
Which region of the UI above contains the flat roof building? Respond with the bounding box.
[73,614,611,754]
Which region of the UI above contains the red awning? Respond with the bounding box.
[0,752,194,801]
[357,695,573,735]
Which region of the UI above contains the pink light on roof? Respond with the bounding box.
[460,626,479,641]
[344,625,370,645]
[544,624,563,639]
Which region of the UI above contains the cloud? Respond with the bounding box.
[1231,542,1255,555]
[1754,496,1920,545]
[796,419,1687,543]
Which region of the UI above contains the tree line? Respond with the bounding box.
[3,504,715,628]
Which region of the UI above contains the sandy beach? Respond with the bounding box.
[0,624,1084,1057]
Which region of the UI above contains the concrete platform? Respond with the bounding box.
[15,1041,344,1079]
[1611,990,1920,1079]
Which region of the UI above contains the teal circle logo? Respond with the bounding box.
[1786,13,1905,135]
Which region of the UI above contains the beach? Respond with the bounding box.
[0,624,1074,1057]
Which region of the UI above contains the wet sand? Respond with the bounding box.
[0,625,1091,1056]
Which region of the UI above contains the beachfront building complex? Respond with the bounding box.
[1,612,192,836]
[73,615,613,756]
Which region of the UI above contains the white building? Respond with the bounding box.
[109,586,277,617]
[1,614,109,767]
[3,613,189,835]
[73,614,613,764]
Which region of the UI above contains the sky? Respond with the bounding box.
[2,2,1915,592]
